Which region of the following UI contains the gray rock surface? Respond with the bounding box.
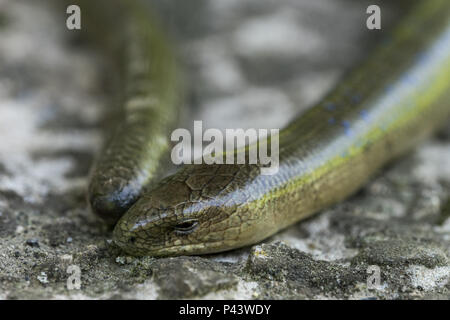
[0,0,449,299]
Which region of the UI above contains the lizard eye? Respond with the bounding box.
[174,220,199,235]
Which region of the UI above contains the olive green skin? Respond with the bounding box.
[83,0,180,225]
[112,0,450,256]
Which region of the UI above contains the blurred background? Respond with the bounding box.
[0,0,449,299]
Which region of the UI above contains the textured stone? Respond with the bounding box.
[0,0,449,300]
